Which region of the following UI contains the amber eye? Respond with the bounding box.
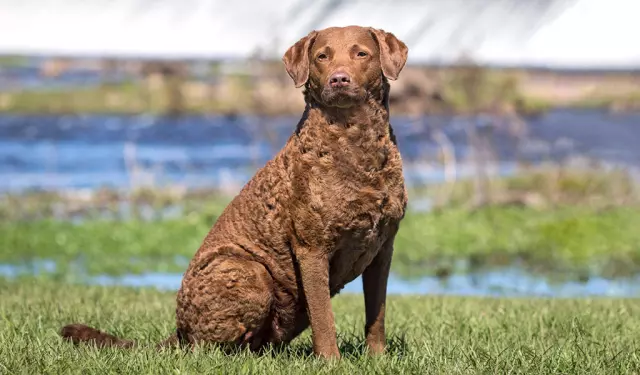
[357,51,368,57]
[317,53,327,61]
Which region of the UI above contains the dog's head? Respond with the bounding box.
[282,25,408,109]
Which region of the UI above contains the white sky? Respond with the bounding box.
[0,0,638,69]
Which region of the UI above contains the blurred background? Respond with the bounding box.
[1,0,639,297]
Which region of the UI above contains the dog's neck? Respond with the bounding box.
[298,78,392,135]
[292,78,397,176]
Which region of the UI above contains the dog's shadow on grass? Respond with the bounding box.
[65,330,410,361]
[259,334,410,360]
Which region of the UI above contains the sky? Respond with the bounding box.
[0,0,638,69]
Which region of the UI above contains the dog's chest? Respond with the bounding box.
[326,177,404,286]
[304,134,406,238]
[314,158,406,292]
[293,124,407,291]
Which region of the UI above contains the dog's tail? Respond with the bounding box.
[60,323,179,350]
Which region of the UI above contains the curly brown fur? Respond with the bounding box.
[60,25,409,360]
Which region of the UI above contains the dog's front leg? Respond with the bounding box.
[362,239,394,355]
[297,251,340,359]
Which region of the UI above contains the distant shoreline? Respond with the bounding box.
[1,65,639,117]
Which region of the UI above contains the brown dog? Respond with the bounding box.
[60,25,409,359]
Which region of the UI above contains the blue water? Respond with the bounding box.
[90,270,640,298]
[0,109,639,192]
[1,261,639,298]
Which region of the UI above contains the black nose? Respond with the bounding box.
[329,72,351,88]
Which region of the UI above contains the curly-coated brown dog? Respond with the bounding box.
[61,25,409,359]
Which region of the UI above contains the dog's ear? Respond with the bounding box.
[369,28,408,80]
[282,31,318,88]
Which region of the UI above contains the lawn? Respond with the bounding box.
[0,278,638,374]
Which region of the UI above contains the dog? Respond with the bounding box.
[61,25,409,360]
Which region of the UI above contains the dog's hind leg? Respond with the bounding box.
[175,256,275,352]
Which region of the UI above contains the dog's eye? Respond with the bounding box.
[357,51,368,57]
[317,53,327,61]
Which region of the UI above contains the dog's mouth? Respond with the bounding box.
[320,86,366,108]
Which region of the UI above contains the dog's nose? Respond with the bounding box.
[329,72,351,88]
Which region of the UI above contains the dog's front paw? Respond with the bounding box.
[365,340,386,356]
[314,344,341,360]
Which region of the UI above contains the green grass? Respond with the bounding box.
[573,91,640,112]
[0,278,639,374]
[1,168,639,279]
[436,65,551,116]
[1,205,640,279]
[0,56,28,67]
[423,165,638,209]
[0,77,551,117]
[394,206,640,278]
[0,76,256,116]
[0,82,193,115]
